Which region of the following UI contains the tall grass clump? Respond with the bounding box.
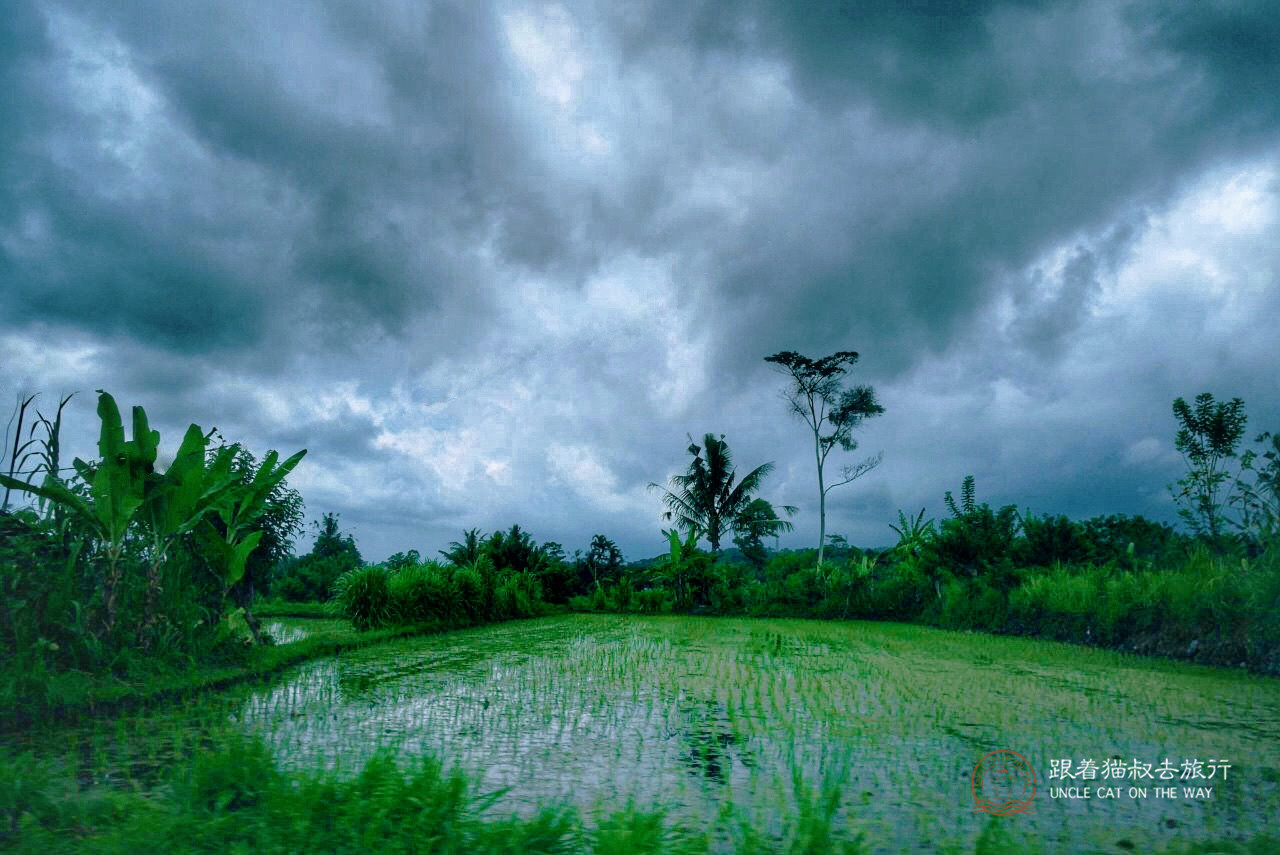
[1,736,589,853]
[334,551,551,633]
[332,565,393,631]
[1003,540,1280,671]
[386,561,449,623]
[451,560,490,623]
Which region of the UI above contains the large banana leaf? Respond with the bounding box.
[89,392,150,546]
[197,447,306,589]
[140,424,237,544]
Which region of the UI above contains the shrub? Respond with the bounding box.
[705,561,755,615]
[181,735,280,814]
[333,565,392,631]
[386,563,434,624]
[781,567,825,612]
[633,588,671,614]
[271,513,362,602]
[923,476,1021,586]
[271,553,356,603]
[931,578,1007,631]
[1018,513,1091,568]
[494,570,543,619]
[1008,565,1100,640]
[1082,514,1189,569]
[536,558,579,605]
[866,558,930,620]
[452,563,488,622]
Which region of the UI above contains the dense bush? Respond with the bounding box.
[1017,512,1091,568]
[1081,514,1190,568]
[332,565,393,632]
[0,392,308,718]
[1001,544,1280,670]
[333,551,551,632]
[571,517,1280,674]
[271,513,362,602]
[926,477,1021,585]
[386,562,448,622]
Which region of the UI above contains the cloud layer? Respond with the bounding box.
[3,0,1278,560]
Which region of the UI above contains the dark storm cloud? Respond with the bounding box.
[2,0,1276,560]
[0,0,587,358]
[1149,2,1280,129]
[5,0,1274,372]
[662,0,1280,386]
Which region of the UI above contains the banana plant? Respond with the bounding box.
[0,392,159,632]
[195,446,307,593]
[3,393,76,518]
[2,394,154,603]
[136,426,247,569]
[0,391,307,635]
[651,527,703,611]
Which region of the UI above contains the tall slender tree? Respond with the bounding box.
[765,350,884,567]
[648,433,793,553]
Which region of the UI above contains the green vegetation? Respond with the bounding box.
[0,391,306,721]
[578,484,1280,674]
[1171,393,1249,543]
[269,511,361,602]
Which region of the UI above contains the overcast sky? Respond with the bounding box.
[3,0,1278,563]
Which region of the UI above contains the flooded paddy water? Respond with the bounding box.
[16,614,1280,851]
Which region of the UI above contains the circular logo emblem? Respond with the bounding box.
[972,750,1036,815]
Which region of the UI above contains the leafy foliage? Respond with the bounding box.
[1016,512,1091,568]
[0,392,307,715]
[580,533,625,589]
[214,447,305,607]
[1081,514,1189,569]
[888,508,935,560]
[929,476,1021,587]
[332,565,393,632]
[1236,431,1280,544]
[1170,392,1247,541]
[439,528,488,566]
[333,542,552,632]
[649,433,792,553]
[733,498,796,569]
[486,524,545,575]
[648,528,714,611]
[271,513,361,602]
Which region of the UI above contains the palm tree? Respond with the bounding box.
[440,527,488,566]
[649,434,795,553]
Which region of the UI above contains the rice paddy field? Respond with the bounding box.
[9,614,1280,852]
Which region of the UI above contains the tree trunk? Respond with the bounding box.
[815,432,826,568]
